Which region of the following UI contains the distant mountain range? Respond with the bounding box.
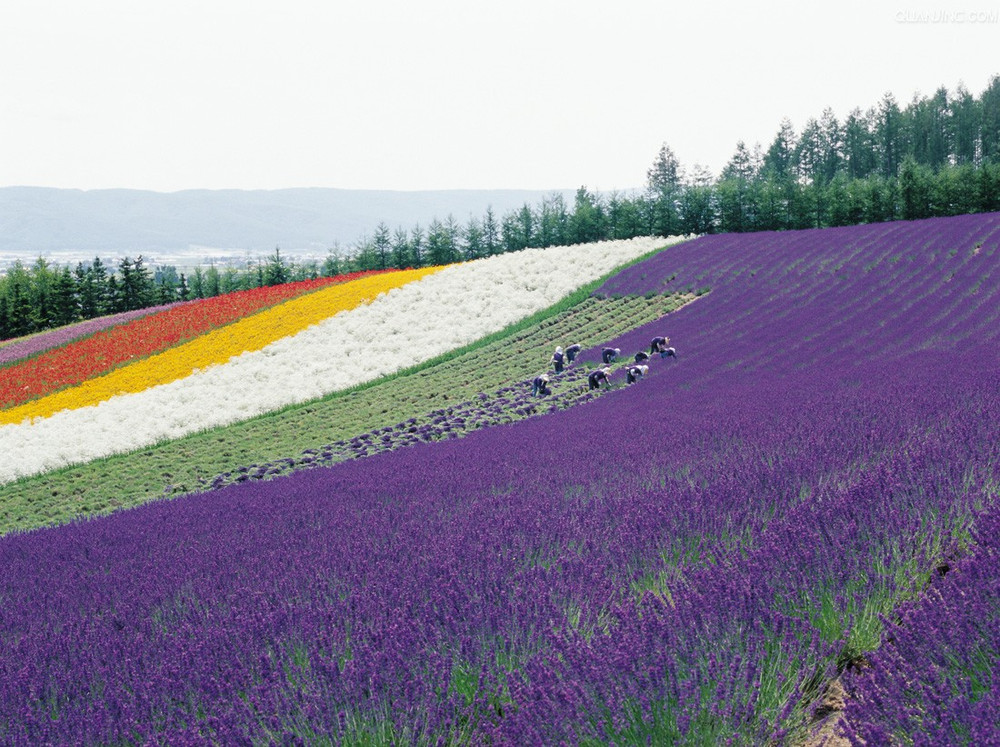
[0,186,582,269]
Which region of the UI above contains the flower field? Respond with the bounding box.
[0,289,691,533]
[0,271,399,415]
[0,268,436,426]
[842,508,1000,744]
[1,216,999,743]
[0,301,189,366]
[201,363,615,491]
[0,236,678,482]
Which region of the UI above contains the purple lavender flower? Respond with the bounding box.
[3,214,999,743]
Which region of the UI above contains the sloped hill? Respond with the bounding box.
[1,215,999,744]
[0,236,687,524]
[1,290,692,530]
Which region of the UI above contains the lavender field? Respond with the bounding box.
[2,214,999,744]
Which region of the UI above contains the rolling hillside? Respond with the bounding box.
[1,215,999,744]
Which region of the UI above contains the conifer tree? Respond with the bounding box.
[205,265,222,297]
[189,267,205,299]
[516,204,535,248]
[646,143,684,237]
[718,141,759,232]
[426,218,457,266]
[118,255,155,311]
[264,247,290,285]
[89,257,111,315]
[50,266,79,327]
[763,118,797,180]
[950,83,980,166]
[980,74,1000,163]
[876,92,904,178]
[75,262,99,319]
[679,164,715,235]
[842,108,877,179]
[371,223,391,271]
[501,211,525,253]
[29,258,56,331]
[321,250,343,277]
[462,216,485,260]
[0,293,10,340]
[482,206,500,257]
[409,225,425,268]
[568,187,606,244]
[106,275,122,313]
[391,226,410,268]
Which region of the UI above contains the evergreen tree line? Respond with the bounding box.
[658,76,1000,235]
[2,77,998,341]
[349,77,1000,265]
[0,249,316,340]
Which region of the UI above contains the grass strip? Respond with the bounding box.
[0,241,693,535]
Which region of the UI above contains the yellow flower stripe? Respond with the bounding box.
[1,267,443,425]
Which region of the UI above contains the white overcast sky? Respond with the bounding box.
[1,0,997,194]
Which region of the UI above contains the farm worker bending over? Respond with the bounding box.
[626,364,649,384]
[551,346,565,373]
[601,347,621,364]
[565,343,582,363]
[532,374,552,397]
[588,367,612,390]
[651,336,678,359]
[634,351,650,363]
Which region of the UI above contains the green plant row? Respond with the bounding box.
[1,280,695,536]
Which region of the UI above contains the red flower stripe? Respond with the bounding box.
[0,270,396,409]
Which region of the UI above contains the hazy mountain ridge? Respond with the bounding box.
[0,186,581,268]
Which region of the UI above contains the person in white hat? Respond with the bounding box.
[551,346,565,373]
[532,373,552,397]
[588,367,612,390]
[626,364,649,384]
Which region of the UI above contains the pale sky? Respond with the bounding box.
[1,0,997,194]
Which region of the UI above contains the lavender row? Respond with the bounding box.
[1,214,999,742]
[1,347,996,743]
[0,301,190,367]
[196,361,643,492]
[840,507,1000,744]
[490,348,1000,743]
[584,214,1000,379]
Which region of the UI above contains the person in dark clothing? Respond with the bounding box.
[601,347,620,364]
[551,346,565,373]
[651,336,678,359]
[565,343,582,363]
[634,351,650,363]
[626,364,649,384]
[588,367,612,390]
[532,374,551,397]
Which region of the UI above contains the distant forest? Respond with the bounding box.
[2,76,999,341]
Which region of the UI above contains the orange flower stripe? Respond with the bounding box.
[0,271,394,409]
[0,267,442,425]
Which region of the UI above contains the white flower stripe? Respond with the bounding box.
[0,237,685,483]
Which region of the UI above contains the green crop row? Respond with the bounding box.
[0,287,693,536]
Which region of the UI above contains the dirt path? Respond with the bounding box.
[801,677,852,746]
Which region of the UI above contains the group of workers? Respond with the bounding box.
[532,336,679,397]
